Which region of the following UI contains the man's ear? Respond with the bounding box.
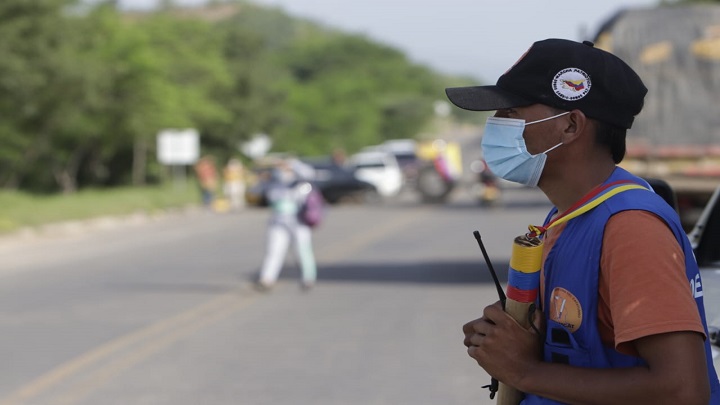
[561,109,588,145]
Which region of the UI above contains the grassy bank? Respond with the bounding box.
[0,184,201,234]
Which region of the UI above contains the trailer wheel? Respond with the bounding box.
[416,165,454,204]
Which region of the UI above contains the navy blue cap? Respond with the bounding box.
[445,38,647,129]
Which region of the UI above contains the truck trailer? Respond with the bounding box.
[594,5,720,230]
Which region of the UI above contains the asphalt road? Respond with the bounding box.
[0,186,552,405]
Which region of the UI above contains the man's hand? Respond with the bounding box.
[464,303,711,404]
[462,301,544,387]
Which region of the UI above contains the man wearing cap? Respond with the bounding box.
[451,39,719,404]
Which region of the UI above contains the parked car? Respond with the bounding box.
[246,157,378,206]
[653,179,720,372]
[688,185,720,372]
[703,269,720,374]
[379,139,422,188]
[348,150,403,199]
[303,159,379,204]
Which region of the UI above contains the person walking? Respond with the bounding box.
[447,38,719,404]
[255,159,318,291]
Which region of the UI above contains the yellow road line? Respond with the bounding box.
[52,296,253,405]
[0,206,433,404]
[0,288,253,405]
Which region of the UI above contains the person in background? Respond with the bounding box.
[331,147,347,167]
[194,155,218,208]
[223,158,246,210]
[255,159,317,291]
[447,38,719,404]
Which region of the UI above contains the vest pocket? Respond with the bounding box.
[545,321,591,367]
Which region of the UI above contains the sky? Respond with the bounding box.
[116,0,660,82]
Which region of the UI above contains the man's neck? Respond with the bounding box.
[540,163,617,213]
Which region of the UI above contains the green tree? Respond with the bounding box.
[203,5,294,162]
[0,0,81,191]
[275,33,444,155]
[0,0,471,193]
[119,12,232,185]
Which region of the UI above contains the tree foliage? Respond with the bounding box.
[0,0,469,193]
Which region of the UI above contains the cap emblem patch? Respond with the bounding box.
[552,68,591,101]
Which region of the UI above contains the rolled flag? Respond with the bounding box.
[497,234,543,405]
[507,235,543,305]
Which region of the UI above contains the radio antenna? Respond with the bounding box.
[473,231,506,309]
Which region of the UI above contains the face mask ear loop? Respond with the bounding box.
[526,111,571,126]
[542,142,564,155]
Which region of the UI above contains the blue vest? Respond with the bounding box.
[522,167,720,404]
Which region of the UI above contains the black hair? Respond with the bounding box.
[547,107,627,164]
[595,120,626,164]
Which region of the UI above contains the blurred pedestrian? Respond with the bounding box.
[255,160,318,291]
[223,158,246,210]
[194,155,218,208]
[331,147,347,167]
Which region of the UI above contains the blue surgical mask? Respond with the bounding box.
[481,112,570,187]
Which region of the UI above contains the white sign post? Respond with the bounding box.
[157,129,200,188]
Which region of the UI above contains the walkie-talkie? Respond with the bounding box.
[472,230,543,405]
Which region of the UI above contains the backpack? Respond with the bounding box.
[298,185,325,228]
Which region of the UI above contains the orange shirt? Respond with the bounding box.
[541,210,705,356]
